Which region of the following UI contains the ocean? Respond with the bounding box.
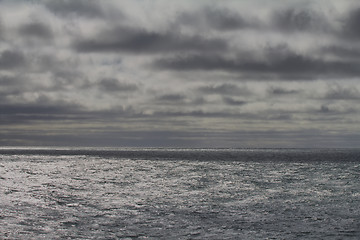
[0,148,359,239]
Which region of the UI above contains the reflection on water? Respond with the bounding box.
[0,149,360,239]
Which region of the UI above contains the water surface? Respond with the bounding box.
[0,148,359,239]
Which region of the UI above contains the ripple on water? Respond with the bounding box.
[0,152,359,239]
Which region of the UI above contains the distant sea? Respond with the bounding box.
[1,148,359,239]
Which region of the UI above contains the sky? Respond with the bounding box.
[0,0,360,148]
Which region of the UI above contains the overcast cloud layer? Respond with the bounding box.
[0,0,360,148]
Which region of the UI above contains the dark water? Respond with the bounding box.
[0,148,359,239]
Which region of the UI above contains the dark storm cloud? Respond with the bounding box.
[98,78,138,92]
[18,22,53,40]
[44,0,104,18]
[153,48,360,79]
[177,7,250,31]
[0,50,26,69]
[73,26,227,54]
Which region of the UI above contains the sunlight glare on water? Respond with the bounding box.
[0,148,359,239]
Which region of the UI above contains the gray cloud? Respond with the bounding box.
[223,97,247,106]
[177,7,250,31]
[319,104,330,113]
[321,45,360,59]
[0,50,26,69]
[324,85,360,100]
[157,94,186,102]
[98,78,138,92]
[268,87,299,95]
[198,83,250,95]
[2,127,359,148]
[0,19,3,40]
[0,98,138,125]
[272,8,327,32]
[0,75,19,85]
[73,25,227,54]
[342,7,360,39]
[0,75,31,97]
[18,22,53,40]
[1,1,360,148]
[0,103,78,115]
[44,0,104,18]
[0,100,83,125]
[313,105,357,118]
[153,48,360,79]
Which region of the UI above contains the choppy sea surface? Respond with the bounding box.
[0,148,359,239]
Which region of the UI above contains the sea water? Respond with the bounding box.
[0,148,359,239]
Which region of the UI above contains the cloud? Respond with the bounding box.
[198,83,251,95]
[321,45,360,59]
[1,0,360,148]
[0,96,138,125]
[44,0,104,18]
[324,85,360,100]
[177,7,250,31]
[268,87,299,95]
[0,18,3,40]
[73,25,227,54]
[0,75,19,85]
[0,103,78,115]
[97,78,138,92]
[319,104,330,113]
[18,22,53,40]
[0,75,31,97]
[272,8,327,32]
[0,50,26,69]
[153,46,360,79]
[157,94,186,102]
[223,97,247,106]
[342,7,360,39]
[0,99,84,125]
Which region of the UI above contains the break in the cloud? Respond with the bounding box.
[0,0,359,148]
